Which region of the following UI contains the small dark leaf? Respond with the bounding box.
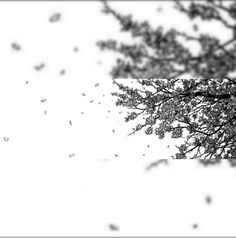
[11,42,21,51]
[205,195,212,204]
[192,224,198,229]
[49,13,61,23]
[108,224,119,231]
[73,47,79,52]
[34,63,45,71]
[3,137,9,142]
[60,69,66,75]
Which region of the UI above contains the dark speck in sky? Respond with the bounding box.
[73,47,79,52]
[3,137,9,142]
[192,224,198,229]
[49,13,61,23]
[146,159,168,171]
[34,63,45,71]
[108,224,119,231]
[60,69,66,75]
[11,42,21,51]
[205,196,212,204]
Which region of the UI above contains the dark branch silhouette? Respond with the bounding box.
[98,1,236,166]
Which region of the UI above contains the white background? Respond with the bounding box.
[0,1,235,236]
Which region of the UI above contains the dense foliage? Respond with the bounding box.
[97,0,236,166]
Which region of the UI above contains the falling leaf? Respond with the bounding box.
[108,224,119,231]
[60,69,66,75]
[34,63,45,71]
[146,159,168,171]
[49,13,61,23]
[205,196,212,204]
[41,98,47,103]
[69,121,72,126]
[192,224,198,229]
[112,129,115,133]
[11,42,21,51]
[114,154,119,157]
[3,137,9,142]
[73,47,79,52]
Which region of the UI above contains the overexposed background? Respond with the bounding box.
[0,1,235,236]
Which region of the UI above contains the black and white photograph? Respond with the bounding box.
[0,0,236,236]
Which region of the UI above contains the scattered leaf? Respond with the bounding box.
[3,137,9,142]
[146,159,168,171]
[73,47,79,52]
[49,13,61,23]
[108,224,119,231]
[60,69,66,75]
[192,224,198,229]
[34,63,45,71]
[11,42,21,51]
[205,196,212,204]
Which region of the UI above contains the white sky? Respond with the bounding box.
[0,1,235,236]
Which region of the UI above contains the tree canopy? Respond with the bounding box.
[97,0,236,166]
